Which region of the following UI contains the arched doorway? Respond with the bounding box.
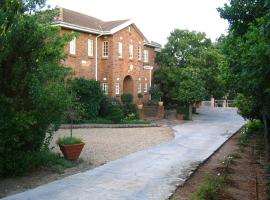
[123,75,133,94]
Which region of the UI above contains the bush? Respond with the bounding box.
[57,137,83,145]
[191,174,225,200]
[121,93,133,104]
[137,93,143,99]
[99,96,120,117]
[176,104,189,120]
[68,78,104,121]
[108,105,124,123]
[0,3,73,177]
[149,86,159,101]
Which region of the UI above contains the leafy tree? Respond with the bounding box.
[0,0,72,176]
[155,29,228,118]
[218,0,270,159]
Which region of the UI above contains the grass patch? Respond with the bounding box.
[56,137,83,145]
[36,150,80,173]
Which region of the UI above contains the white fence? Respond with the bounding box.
[202,98,235,108]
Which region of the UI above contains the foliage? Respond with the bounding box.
[121,119,150,124]
[0,1,73,176]
[99,96,121,118]
[190,173,226,200]
[172,67,206,104]
[121,93,133,104]
[68,78,104,121]
[137,93,143,99]
[56,137,83,145]
[149,86,160,101]
[176,105,189,120]
[155,29,228,104]
[107,105,124,123]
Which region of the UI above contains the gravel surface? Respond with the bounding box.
[52,127,174,167]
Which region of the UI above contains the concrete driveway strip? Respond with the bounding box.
[2,107,245,200]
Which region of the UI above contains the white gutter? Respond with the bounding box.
[95,33,102,81]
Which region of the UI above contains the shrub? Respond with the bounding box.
[137,93,143,99]
[121,93,133,104]
[108,105,124,123]
[0,3,73,177]
[176,104,189,120]
[99,96,120,117]
[68,78,104,121]
[191,174,225,200]
[57,137,83,145]
[149,86,159,101]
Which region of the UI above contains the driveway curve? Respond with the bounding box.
[2,107,245,200]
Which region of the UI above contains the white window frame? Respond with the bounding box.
[144,82,148,93]
[144,50,149,63]
[88,39,94,57]
[69,37,76,55]
[118,42,123,58]
[115,83,120,95]
[138,46,142,61]
[102,41,109,57]
[138,82,142,93]
[102,83,109,95]
[129,44,133,60]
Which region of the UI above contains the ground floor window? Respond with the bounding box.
[144,83,148,93]
[138,82,142,93]
[115,83,120,95]
[102,83,109,95]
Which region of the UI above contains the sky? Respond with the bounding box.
[46,0,229,46]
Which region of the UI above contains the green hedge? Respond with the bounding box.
[68,78,104,121]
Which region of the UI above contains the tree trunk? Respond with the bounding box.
[188,103,192,120]
[263,113,269,162]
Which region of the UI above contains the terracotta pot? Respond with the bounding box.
[137,104,143,110]
[158,101,164,107]
[176,113,184,120]
[59,143,85,160]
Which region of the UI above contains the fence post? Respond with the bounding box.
[211,97,215,107]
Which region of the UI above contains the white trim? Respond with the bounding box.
[52,21,103,35]
[143,66,153,70]
[110,20,133,34]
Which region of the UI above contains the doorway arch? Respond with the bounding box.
[123,75,133,95]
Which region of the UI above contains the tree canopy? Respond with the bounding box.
[155,29,228,106]
[0,0,72,176]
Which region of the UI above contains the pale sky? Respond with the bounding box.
[47,0,229,46]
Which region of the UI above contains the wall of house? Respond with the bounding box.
[61,26,158,103]
[62,28,97,79]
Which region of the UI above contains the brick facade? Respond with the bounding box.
[57,9,160,103]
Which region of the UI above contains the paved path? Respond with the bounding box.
[2,107,245,200]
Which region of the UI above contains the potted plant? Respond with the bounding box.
[57,104,84,160]
[158,91,164,107]
[137,93,143,109]
[176,105,188,120]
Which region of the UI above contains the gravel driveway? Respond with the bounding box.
[52,127,174,167]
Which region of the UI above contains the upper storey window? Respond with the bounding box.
[103,41,109,57]
[144,50,149,63]
[138,46,142,61]
[118,42,123,58]
[69,38,76,55]
[88,39,94,57]
[129,44,134,60]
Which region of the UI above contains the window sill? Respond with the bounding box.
[88,56,94,59]
[102,57,109,60]
[69,54,77,58]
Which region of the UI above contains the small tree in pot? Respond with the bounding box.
[57,103,85,160]
[158,91,164,107]
[137,93,144,109]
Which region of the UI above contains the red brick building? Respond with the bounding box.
[53,8,161,102]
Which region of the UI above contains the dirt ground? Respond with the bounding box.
[172,133,267,200]
[0,126,173,198]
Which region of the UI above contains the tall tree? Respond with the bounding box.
[0,0,72,176]
[218,0,270,159]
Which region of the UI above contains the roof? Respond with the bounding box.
[56,8,129,32]
[53,8,161,48]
